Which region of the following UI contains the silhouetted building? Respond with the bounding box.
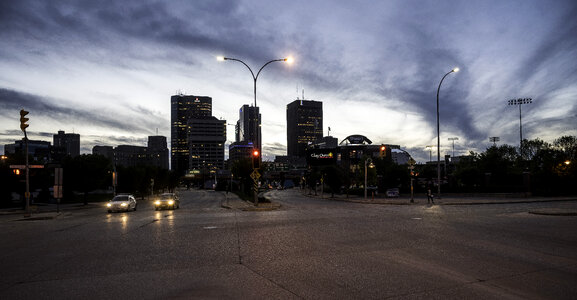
[4,139,51,162]
[310,136,338,149]
[171,94,212,175]
[188,117,226,172]
[53,130,80,160]
[92,136,169,169]
[287,99,323,158]
[93,145,114,161]
[148,136,169,169]
[228,105,260,166]
[114,145,148,167]
[229,141,254,164]
[236,105,261,148]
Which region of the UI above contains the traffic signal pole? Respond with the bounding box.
[20,109,31,217]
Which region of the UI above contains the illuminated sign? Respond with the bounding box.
[307,149,337,166]
[310,152,333,159]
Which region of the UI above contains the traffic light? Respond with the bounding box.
[20,109,29,131]
[379,145,386,157]
[252,149,260,169]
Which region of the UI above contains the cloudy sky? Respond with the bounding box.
[1,0,576,163]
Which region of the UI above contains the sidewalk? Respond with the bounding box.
[300,190,577,215]
[0,202,101,221]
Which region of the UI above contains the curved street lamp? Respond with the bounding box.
[436,67,459,198]
[218,55,293,206]
[217,56,293,107]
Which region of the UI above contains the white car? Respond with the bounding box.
[107,195,137,213]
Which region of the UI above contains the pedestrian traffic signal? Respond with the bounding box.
[252,150,260,169]
[20,109,29,131]
[379,145,386,157]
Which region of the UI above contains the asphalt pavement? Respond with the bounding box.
[3,189,577,221]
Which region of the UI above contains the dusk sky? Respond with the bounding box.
[1,0,576,163]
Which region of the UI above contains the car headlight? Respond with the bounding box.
[107,203,112,207]
[168,200,174,205]
[155,200,161,205]
[121,203,127,207]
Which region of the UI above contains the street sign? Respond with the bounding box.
[10,165,44,169]
[250,169,261,181]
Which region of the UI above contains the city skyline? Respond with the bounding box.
[1,1,576,163]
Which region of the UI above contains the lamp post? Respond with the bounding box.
[448,137,459,158]
[425,145,434,163]
[490,136,500,147]
[364,158,374,200]
[218,56,293,205]
[218,56,292,152]
[507,98,532,155]
[436,67,459,198]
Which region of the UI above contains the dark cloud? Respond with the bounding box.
[0,88,164,135]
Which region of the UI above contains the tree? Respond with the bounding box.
[321,165,344,197]
[63,154,112,204]
[554,136,577,161]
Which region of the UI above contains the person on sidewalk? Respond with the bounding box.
[427,186,435,204]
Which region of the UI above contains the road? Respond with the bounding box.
[1,189,576,299]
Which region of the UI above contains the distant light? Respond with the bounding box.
[565,160,571,165]
[453,67,460,73]
[217,56,225,61]
[285,57,294,64]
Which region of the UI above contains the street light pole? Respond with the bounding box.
[448,137,459,158]
[218,56,293,153]
[436,67,459,198]
[364,158,374,200]
[218,56,293,205]
[507,98,532,155]
[425,145,434,163]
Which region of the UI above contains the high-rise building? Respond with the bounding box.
[171,94,212,175]
[53,130,80,158]
[237,104,261,148]
[187,117,226,171]
[148,136,169,169]
[286,100,323,158]
[229,105,260,166]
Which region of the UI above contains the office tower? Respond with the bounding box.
[286,99,323,157]
[187,117,226,171]
[237,104,261,148]
[171,94,212,175]
[53,130,80,158]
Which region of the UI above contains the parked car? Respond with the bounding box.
[106,194,137,213]
[154,193,180,210]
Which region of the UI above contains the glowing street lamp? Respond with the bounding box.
[436,67,459,198]
[217,55,293,152]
